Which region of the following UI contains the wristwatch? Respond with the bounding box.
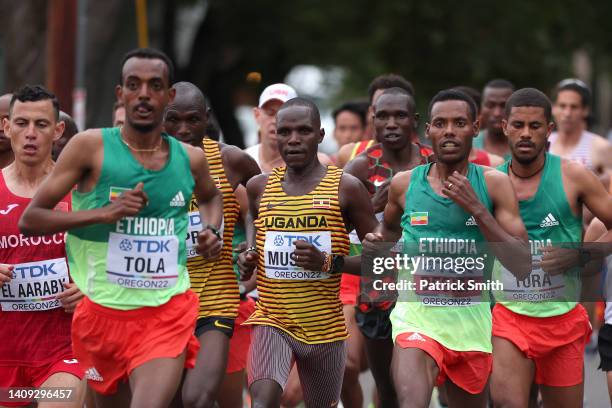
[331,255,345,274]
[204,224,222,241]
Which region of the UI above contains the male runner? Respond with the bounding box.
[332,101,367,149]
[490,88,612,407]
[164,81,260,408]
[246,83,332,172]
[51,111,79,161]
[364,89,530,408]
[343,87,429,408]
[0,85,85,407]
[19,48,224,408]
[238,97,378,407]
[0,93,14,168]
[549,78,610,172]
[337,74,417,168]
[472,79,515,160]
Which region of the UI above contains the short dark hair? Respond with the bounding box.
[119,48,175,85]
[452,86,481,114]
[505,88,552,122]
[332,101,368,127]
[377,87,416,114]
[172,81,207,110]
[278,97,321,127]
[552,78,590,107]
[10,85,60,120]
[483,79,515,92]
[428,89,477,122]
[368,74,415,104]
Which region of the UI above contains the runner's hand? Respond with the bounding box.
[371,181,391,213]
[362,232,384,255]
[196,229,222,259]
[102,182,148,223]
[442,171,485,215]
[539,245,579,275]
[292,239,325,271]
[56,282,84,313]
[238,249,258,281]
[0,264,13,286]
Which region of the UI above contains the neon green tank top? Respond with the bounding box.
[495,154,582,317]
[66,128,194,310]
[391,163,495,352]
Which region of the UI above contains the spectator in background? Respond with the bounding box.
[52,111,79,161]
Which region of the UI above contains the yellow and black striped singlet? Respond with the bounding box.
[187,138,240,320]
[243,166,350,344]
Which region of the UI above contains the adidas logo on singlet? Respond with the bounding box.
[407,332,426,342]
[465,216,477,226]
[540,213,559,228]
[169,191,186,207]
[85,367,104,382]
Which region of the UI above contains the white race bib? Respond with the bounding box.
[264,231,332,280]
[0,258,68,311]
[185,211,224,258]
[499,254,566,302]
[412,255,485,307]
[107,232,179,290]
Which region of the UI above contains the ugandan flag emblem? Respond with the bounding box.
[410,212,428,226]
[312,196,331,209]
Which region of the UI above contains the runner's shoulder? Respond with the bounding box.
[245,172,270,198]
[336,142,357,167]
[62,129,103,158]
[343,152,369,179]
[561,157,597,185]
[480,164,511,184]
[218,143,259,170]
[389,169,413,194]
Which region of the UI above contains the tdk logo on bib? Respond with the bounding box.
[264,231,332,280]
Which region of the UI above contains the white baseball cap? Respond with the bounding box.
[258,83,298,108]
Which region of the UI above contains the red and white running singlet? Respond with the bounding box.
[0,171,74,367]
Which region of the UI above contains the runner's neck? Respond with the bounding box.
[380,141,415,170]
[121,123,165,151]
[3,158,54,196]
[433,160,469,182]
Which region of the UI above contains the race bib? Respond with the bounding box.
[0,258,68,311]
[107,232,179,290]
[499,254,567,302]
[185,211,224,258]
[264,231,332,280]
[412,255,485,307]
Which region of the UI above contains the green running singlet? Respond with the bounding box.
[66,128,194,310]
[495,153,582,317]
[391,162,495,352]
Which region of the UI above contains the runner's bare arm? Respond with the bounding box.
[336,142,355,168]
[339,173,378,275]
[186,144,224,258]
[376,170,411,243]
[19,131,129,235]
[468,169,530,278]
[573,161,612,237]
[237,174,268,280]
[221,144,261,188]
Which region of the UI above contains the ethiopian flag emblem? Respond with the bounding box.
[109,186,130,202]
[410,212,428,226]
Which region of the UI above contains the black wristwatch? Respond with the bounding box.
[331,255,345,274]
[578,248,592,267]
[204,224,222,241]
